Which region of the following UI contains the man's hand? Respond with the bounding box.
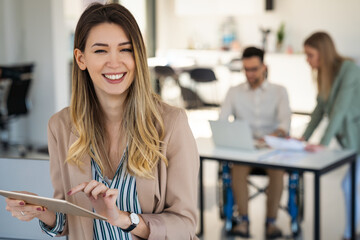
[270,129,287,138]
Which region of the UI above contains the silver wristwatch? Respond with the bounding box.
[121,212,140,232]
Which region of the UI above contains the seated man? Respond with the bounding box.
[219,47,291,238]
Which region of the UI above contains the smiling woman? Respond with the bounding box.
[4,3,199,240]
[74,23,135,98]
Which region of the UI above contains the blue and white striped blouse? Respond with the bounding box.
[40,148,142,239]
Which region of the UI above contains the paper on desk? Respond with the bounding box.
[264,135,306,151]
[258,149,308,163]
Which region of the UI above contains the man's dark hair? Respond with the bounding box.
[242,47,265,63]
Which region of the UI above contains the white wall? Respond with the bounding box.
[0,0,24,63]
[51,0,70,114]
[157,0,360,62]
[0,0,69,147]
[0,1,4,60]
[21,0,56,146]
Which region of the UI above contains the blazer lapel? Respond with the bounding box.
[327,61,348,110]
[136,167,158,213]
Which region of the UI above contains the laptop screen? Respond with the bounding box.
[209,120,255,150]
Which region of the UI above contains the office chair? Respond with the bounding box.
[154,65,177,94]
[188,68,219,108]
[0,64,34,156]
[178,86,206,109]
[189,68,217,83]
[154,65,206,109]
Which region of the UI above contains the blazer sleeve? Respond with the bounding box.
[47,117,69,236]
[320,65,360,145]
[141,109,199,240]
[302,96,324,141]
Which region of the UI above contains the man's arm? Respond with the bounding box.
[219,87,236,121]
[275,87,291,136]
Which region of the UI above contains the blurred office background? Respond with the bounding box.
[0,0,359,150]
[0,0,359,239]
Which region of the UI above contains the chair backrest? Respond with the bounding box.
[189,68,216,83]
[154,65,176,78]
[7,79,31,116]
[0,64,34,117]
[0,64,33,80]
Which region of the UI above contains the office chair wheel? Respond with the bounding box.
[291,220,301,237]
[224,218,233,232]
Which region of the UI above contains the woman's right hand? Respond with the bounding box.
[305,143,325,152]
[5,191,56,227]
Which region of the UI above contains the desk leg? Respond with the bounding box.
[314,172,320,240]
[351,158,356,240]
[198,157,204,236]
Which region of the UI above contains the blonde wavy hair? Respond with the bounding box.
[67,3,166,178]
[304,32,346,100]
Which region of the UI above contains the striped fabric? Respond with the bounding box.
[92,148,142,240]
[39,212,66,236]
[40,148,142,240]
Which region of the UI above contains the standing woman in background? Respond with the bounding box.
[302,31,360,240]
[5,3,199,240]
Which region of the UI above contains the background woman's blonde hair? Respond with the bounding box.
[67,3,166,178]
[304,31,346,100]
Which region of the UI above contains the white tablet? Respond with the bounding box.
[0,189,107,220]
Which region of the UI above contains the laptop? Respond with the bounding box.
[209,120,257,151]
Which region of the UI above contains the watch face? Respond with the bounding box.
[130,213,140,225]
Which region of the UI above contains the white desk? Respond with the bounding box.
[197,137,357,240]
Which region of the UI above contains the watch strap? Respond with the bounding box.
[120,212,138,232]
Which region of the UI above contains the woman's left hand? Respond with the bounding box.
[68,180,128,226]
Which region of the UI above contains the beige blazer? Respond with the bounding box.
[47,103,199,240]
